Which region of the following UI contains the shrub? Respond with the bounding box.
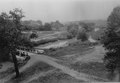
[77,31,88,42]
[67,24,79,38]
[30,32,38,39]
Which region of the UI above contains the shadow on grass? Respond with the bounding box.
[0,67,15,79]
[6,61,54,83]
[0,59,30,79]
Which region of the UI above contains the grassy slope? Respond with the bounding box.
[0,67,15,79]
[29,69,84,83]
[45,41,94,59]
[70,62,108,80]
[0,60,29,79]
[6,61,54,83]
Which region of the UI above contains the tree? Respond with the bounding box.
[0,8,29,77]
[22,20,43,31]
[30,31,38,39]
[67,24,79,38]
[101,6,120,81]
[79,22,94,32]
[77,29,88,41]
[43,23,52,31]
[50,20,64,31]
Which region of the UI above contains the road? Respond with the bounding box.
[0,44,110,83]
[2,46,109,83]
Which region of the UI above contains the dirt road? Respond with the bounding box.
[0,45,108,83]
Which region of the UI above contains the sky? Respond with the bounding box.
[0,0,120,23]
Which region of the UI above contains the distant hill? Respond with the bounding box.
[64,20,107,28]
[22,20,65,31]
[22,20,42,30]
[82,20,107,27]
[22,20,42,26]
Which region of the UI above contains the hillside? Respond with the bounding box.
[64,20,107,28]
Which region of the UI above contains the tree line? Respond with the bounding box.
[101,6,120,81]
[22,20,64,31]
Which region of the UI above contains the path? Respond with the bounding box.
[21,51,108,82]
[0,46,108,83]
[29,51,108,82]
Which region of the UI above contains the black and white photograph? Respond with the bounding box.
[0,0,120,82]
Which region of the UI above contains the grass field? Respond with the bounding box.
[45,41,95,59]
[0,60,29,79]
[28,69,84,83]
[70,61,108,80]
[6,61,54,83]
[0,67,14,79]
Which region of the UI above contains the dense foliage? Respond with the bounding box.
[67,24,79,38]
[101,6,120,74]
[0,9,32,61]
[30,32,38,39]
[21,20,64,31]
[43,23,52,31]
[77,29,88,41]
[0,8,33,77]
[66,24,88,41]
[79,22,94,32]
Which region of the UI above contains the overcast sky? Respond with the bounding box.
[0,0,120,23]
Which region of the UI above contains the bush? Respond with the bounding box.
[30,32,38,39]
[77,31,88,42]
[66,33,74,39]
[67,24,79,38]
[43,23,52,31]
[0,51,10,62]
